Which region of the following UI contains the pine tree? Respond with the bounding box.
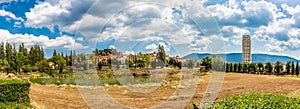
[0,41,5,60]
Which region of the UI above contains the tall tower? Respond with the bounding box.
[242,35,251,63]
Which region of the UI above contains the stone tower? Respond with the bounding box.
[242,35,251,63]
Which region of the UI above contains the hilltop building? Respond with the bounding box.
[242,35,251,63]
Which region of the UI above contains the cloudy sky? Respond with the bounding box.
[1,0,300,59]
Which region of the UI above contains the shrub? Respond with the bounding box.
[196,93,300,109]
[0,79,30,102]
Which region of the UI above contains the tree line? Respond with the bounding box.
[0,42,75,77]
[225,61,300,76]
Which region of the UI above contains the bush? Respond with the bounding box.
[0,79,30,102]
[198,93,300,109]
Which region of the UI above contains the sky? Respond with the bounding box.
[0,0,300,59]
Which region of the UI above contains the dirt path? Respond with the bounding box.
[30,73,300,109]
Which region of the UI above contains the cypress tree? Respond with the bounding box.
[0,41,5,60]
[230,63,233,72]
[296,61,299,76]
[53,49,57,56]
[292,61,295,75]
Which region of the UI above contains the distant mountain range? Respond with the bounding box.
[183,53,299,63]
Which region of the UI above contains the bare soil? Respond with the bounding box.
[30,73,300,109]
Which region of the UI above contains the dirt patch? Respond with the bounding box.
[30,73,300,109]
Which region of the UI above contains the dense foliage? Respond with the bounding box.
[0,79,30,102]
[202,93,300,109]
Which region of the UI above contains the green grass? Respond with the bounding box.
[0,101,31,109]
[196,93,300,109]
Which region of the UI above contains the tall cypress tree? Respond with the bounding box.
[53,49,57,56]
[296,61,299,76]
[5,43,12,64]
[0,41,5,60]
[238,63,241,73]
[157,45,167,67]
[292,61,295,75]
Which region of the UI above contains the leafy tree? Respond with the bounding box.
[211,55,225,71]
[168,57,176,68]
[201,56,212,71]
[257,62,264,73]
[49,54,66,74]
[0,60,9,74]
[249,63,256,73]
[286,61,292,75]
[176,61,182,69]
[242,63,248,73]
[274,61,283,76]
[157,45,167,67]
[265,62,273,75]
[14,52,27,73]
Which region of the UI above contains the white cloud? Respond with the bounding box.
[145,43,158,51]
[0,29,87,49]
[0,10,23,21]
[25,0,71,31]
[124,50,135,55]
[109,45,116,49]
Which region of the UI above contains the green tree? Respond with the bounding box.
[226,63,229,72]
[242,63,248,73]
[292,61,295,75]
[230,63,233,72]
[0,41,5,60]
[0,60,9,74]
[238,63,242,73]
[274,61,283,76]
[53,49,57,57]
[49,54,66,74]
[249,63,257,73]
[168,57,176,68]
[157,45,167,67]
[5,42,12,67]
[201,56,212,71]
[286,61,292,75]
[265,62,273,75]
[211,55,225,71]
[296,61,299,76]
[233,63,237,72]
[15,52,27,73]
[257,62,264,73]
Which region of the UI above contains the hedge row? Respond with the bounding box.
[0,79,30,102]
